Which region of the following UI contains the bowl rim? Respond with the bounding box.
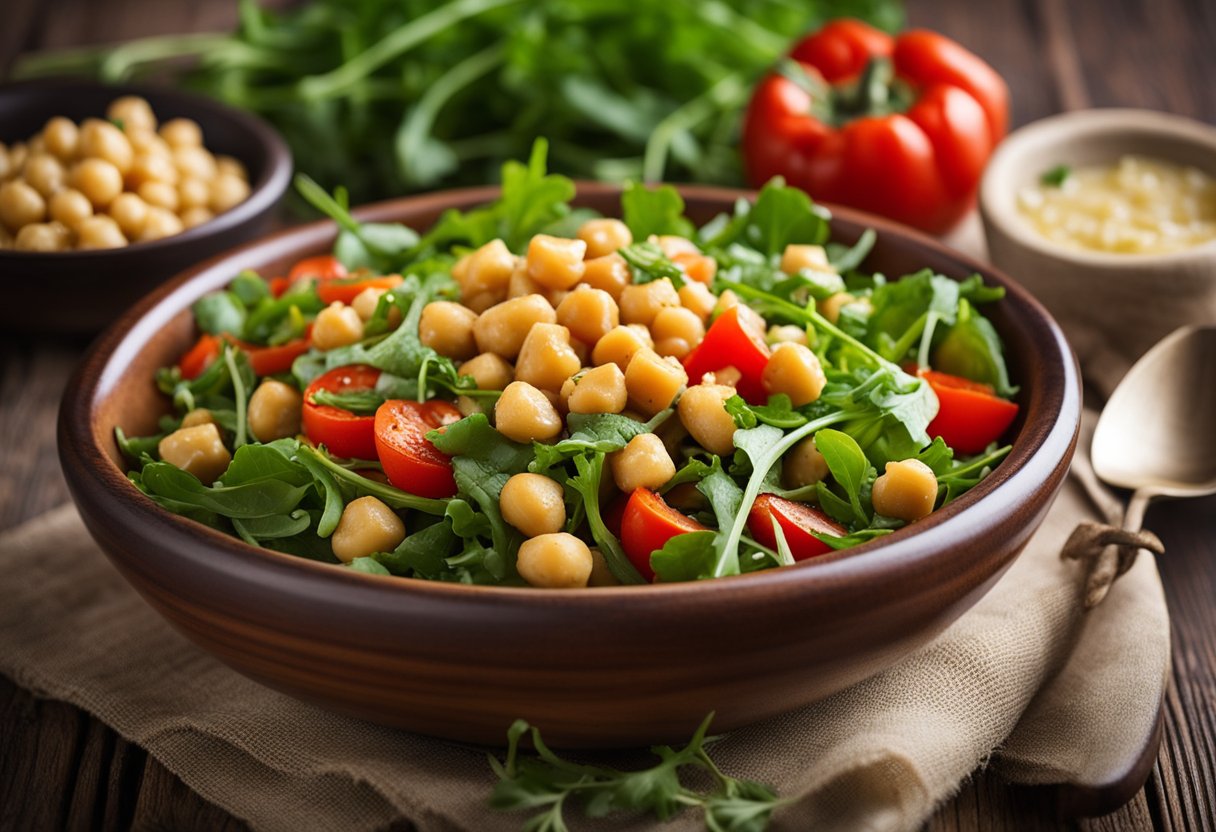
[59,181,1081,610]
[979,107,1216,267]
[0,77,293,260]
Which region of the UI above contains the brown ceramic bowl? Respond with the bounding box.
[0,79,292,333]
[58,183,1080,748]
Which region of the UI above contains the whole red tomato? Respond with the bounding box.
[741,19,1008,234]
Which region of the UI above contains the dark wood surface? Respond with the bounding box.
[1,0,1213,829]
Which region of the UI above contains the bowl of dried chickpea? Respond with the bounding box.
[0,79,291,332]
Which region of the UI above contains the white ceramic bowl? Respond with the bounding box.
[980,109,1216,361]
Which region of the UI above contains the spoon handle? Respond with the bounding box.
[1123,489,1152,534]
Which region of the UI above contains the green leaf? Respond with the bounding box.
[233,509,312,541]
[140,462,310,519]
[530,410,669,473]
[376,518,460,578]
[1040,164,1071,187]
[193,291,247,336]
[568,453,645,585]
[933,299,1017,397]
[228,271,270,306]
[621,181,694,239]
[618,241,685,288]
[348,556,391,575]
[650,530,718,582]
[739,178,831,256]
[295,445,449,514]
[812,429,871,524]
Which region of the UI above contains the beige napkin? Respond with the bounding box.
[0,404,1169,832]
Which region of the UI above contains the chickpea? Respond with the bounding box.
[209,173,250,213]
[819,291,857,324]
[331,496,406,563]
[494,381,563,443]
[177,176,208,208]
[180,408,214,428]
[762,342,826,407]
[460,238,516,298]
[181,206,214,229]
[506,264,543,300]
[780,243,832,275]
[514,323,582,392]
[567,363,627,414]
[172,145,217,180]
[138,206,184,242]
[157,423,231,485]
[48,188,93,229]
[7,143,28,174]
[137,180,179,212]
[705,366,742,388]
[581,252,631,299]
[127,153,179,190]
[652,234,699,258]
[0,180,46,231]
[610,433,676,493]
[619,277,680,326]
[312,302,364,350]
[216,155,247,179]
[127,129,171,159]
[79,119,134,174]
[556,286,619,346]
[106,96,157,132]
[76,215,127,249]
[768,324,809,346]
[577,218,633,259]
[473,294,556,359]
[783,437,829,489]
[591,324,651,371]
[351,287,388,321]
[247,379,303,442]
[678,281,716,321]
[160,118,204,148]
[459,352,514,391]
[419,300,478,360]
[651,307,705,354]
[500,473,566,537]
[677,383,738,455]
[527,234,586,290]
[42,117,79,160]
[624,349,687,416]
[22,154,65,198]
[71,159,123,208]
[587,547,620,587]
[0,145,11,182]
[517,532,593,588]
[108,192,149,239]
[871,459,939,521]
[14,222,70,252]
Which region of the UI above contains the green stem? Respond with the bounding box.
[643,73,748,182]
[297,0,521,101]
[14,32,230,80]
[396,43,506,165]
[223,346,248,450]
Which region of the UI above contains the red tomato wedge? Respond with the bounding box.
[920,368,1018,455]
[317,275,403,306]
[302,365,382,460]
[178,334,221,380]
[619,488,708,582]
[373,399,462,498]
[682,305,772,403]
[288,255,347,283]
[747,494,847,561]
[223,329,313,377]
[268,276,291,298]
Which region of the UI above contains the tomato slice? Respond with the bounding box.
[920,368,1019,455]
[178,334,221,380]
[373,399,462,498]
[288,255,347,283]
[268,276,291,298]
[682,305,772,403]
[619,488,707,582]
[747,493,846,561]
[223,329,313,377]
[303,365,382,460]
[317,275,403,306]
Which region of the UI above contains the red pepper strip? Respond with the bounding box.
[919,368,1018,455]
[682,305,771,404]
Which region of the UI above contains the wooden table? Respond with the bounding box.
[2,0,1213,829]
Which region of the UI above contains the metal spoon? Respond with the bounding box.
[1087,325,1216,595]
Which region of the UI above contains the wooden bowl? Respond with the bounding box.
[0,79,292,333]
[58,184,1081,748]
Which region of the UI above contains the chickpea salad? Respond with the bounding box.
[118,141,1019,589]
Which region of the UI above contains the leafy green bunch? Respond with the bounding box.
[17,0,903,203]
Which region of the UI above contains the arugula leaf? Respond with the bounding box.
[140,461,310,519]
[228,271,270,307]
[310,388,384,415]
[295,445,449,514]
[232,509,312,543]
[812,429,872,524]
[621,181,694,239]
[193,291,246,336]
[650,530,718,583]
[1040,164,1071,187]
[619,241,686,288]
[933,299,1017,397]
[568,453,646,585]
[348,556,391,576]
[376,519,461,578]
[827,227,876,273]
[531,410,670,473]
[737,179,831,256]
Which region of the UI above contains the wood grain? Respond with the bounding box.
[2,0,1215,827]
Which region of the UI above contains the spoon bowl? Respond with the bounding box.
[1092,324,1216,538]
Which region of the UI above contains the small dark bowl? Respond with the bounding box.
[0,79,291,333]
[58,184,1081,747]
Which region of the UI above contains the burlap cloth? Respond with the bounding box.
[0,219,1171,830]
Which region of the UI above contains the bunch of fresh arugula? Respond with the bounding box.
[120,141,1013,590]
[16,0,903,203]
